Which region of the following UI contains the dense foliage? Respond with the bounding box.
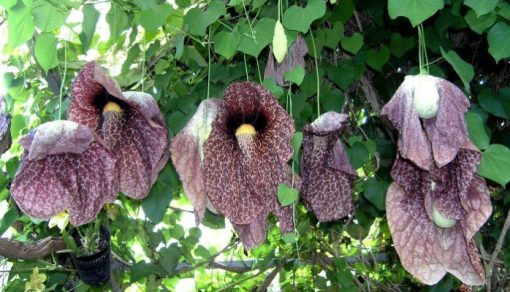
[0,0,509,290]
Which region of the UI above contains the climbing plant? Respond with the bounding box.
[0,0,509,290]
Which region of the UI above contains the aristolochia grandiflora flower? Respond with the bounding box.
[265,35,308,86]
[300,112,356,222]
[171,99,221,224]
[202,82,295,249]
[68,61,169,199]
[381,75,492,285]
[11,121,117,226]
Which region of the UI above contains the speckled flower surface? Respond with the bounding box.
[264,35,308,86]
[381,75,470,170]
[68,62,170,199]
[382,76,492,285]
[0,95,11,154]
[203,82,295,248]
[301,112,356,222]
[171,99,221,224]
[11,121,117,226]
[387,141,491,285]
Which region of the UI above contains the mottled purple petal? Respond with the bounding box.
[388,141,490,285]
[301,112,355,222]
[382,75,471,169]
[232,210,269,250]
[11,121,117,226]
[264,35,308,86]
[112,92,170,199]
[386,183,484,285]
[171,99,221,224]
[68,62,170,200]
[0,96,11,154]
[422,79,470,167]
[204,82,295,233]
[381,76,433,170]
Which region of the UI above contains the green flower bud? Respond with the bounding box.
[272,20,288,64]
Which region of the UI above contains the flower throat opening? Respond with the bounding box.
[227,113,267,138]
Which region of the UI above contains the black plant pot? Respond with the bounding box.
[70,225,111,285]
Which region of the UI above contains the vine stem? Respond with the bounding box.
[486,208,510,288]
[58,43,67,120]
[309,29,320,118]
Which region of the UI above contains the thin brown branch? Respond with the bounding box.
[486,208,510,289]
[0,237,66,260]
[256,265,282,292]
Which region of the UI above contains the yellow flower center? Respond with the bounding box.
[103,102,122,113]
[235,124,256,137]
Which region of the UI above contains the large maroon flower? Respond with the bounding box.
[382,75,492,285]
[300,112,356,222]
[203,82,295,249]
[381,75,470,170]
[0,95,11,154]
[171,99,221,224]
[11,121,117,226]
[68,62,169,199]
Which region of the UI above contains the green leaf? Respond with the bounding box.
[142,166,173,223]
[390,33,416,58]
[10,114,26,139]
[347,142,369,169]
[498,1,510,20]
[388,0,444,27]
[106,3,128,43]
[138,4,174,32]
[7,1,35,48]
[465,112,491,150]
[487,22,510,62]
[478,87,510,119]
[238,18,276,57]
[284,65,305,85]
[130,262,158,283]
[366,46,390,71]
[0,207,18,236]
[464,9,497,34]
[440,48,474,92]
[277,184,299,206]
[281,232,298,244]
[213,29,241,60]
[79,4,99,52]
[341,33,363,54]
[160,244,180,275]
[362,178,388,211]
[478,144,510,186]
[323,21,344,49]
[282,0,326,33]
[262,77,284,98]
[464,0,499,17]
[0,0,16,9]
[35,33,58,73]
[292,131,303,163]
[31,0,69,32]
[133,0,158,10]
[184,1,225,36]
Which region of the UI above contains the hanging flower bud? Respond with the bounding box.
[412,75,440,119]
[272,20,288,64]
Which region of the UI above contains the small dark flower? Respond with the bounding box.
[68,62,170,199]
[203,82,295,249]
[381,75,470,170]
[264,35,308,86]
[171,99,222,224]
[11,121,117,226]
[0,95,11,154]
[386,141,491,285]
[300,112,356,222]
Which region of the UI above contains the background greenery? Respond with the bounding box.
[0,0,509,290]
